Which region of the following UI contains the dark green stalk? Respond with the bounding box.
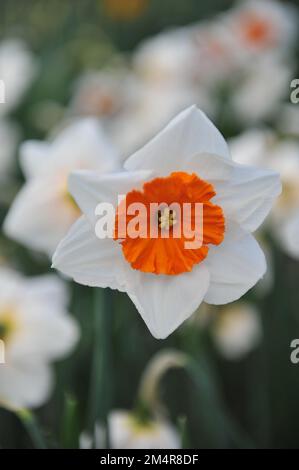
[87,288,113,447]
[17,409,47,449]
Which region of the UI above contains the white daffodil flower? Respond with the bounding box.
[0,39,37,116]
[0,267,79,410]
[230,129,299,259]
[224,0,297,58]
[52,106,280,339]
[108,410,180,449]
[4,118,120,256]
[70,69,138,120]
[212,302,262,360]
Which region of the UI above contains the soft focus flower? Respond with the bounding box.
[230,129,299,259]
[0,119,19,180]
[70,69,137,121]
[53,106,280,339]
[111,82,202,157]
[108,410,180,449]
[133,30,194,87]
[0,39,37,116]
[0,268,78,410]
[231,55,293,124]
[4,118,120,256]
[113,30,214,156]
[212,302,262,360]
[190,21,238,86]
[225,0,297,58]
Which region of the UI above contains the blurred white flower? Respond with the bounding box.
[53,106,280,339]
[133,29,194,87]
[229,128,274,167]
[109,411,180,449]
[70,69,138,120]
[231,55,293,124]
[0,268,78,410]
[230,129,299,258]
[0,39,37,116]
[111,82,202,157]
[0,119,19,179]
[225,0,297,58]
[190,21,238,86]
[212,302,262,360]
[4,118,120,256]
[117,28,213,157]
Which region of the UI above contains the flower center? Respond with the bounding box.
[114,171,225,275]
[158,208,177,229]
[0,311,17,343]
[66,191,81,214]
[239,13,273,46]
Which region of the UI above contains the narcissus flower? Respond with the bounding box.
[108,410,180,449]
[52,106,280,339]
[0,268,78,410]
[4,118,120,256]
[212,302,262,360]
[226,0,297,56]
[0,39,37,116]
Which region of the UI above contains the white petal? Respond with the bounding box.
[212,302,262,360]
[0,361,52,410]
[4,176,78,255]
[214,163,281,232]
[10,305,79,362]
[204,222,266,305]
[48,118,120,173]
[0,268,22,306]
[124,106,230,174]
[52,215,128,291]
[184,152,234,182]
[109,411,180,449]
[109,411,134,449]
[19,140,50,179]
[23,274,69,308]
[126,264,210,339]
[68,169,152,226]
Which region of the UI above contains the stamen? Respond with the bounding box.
[158,208,177,229]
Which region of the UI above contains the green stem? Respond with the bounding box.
[87,288,113,447]
[17,409,47,449]
[61,394,79,449]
